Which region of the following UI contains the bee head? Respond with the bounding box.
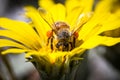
[57,29,70,41]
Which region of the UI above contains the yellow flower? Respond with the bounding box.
[0,0,120,75]
[0,0,120,79]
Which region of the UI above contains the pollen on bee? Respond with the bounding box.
[73,31,79,39]
[47,30,53,38]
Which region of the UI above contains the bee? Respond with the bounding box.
[46,21,78,51]
[38,8,92,51]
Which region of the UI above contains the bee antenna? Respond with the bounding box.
[38,8,51,25]
[38,8,56,30]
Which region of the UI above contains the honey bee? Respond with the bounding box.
[46,21,78,51]
[38,8,92,51]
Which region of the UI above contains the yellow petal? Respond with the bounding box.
[25,51,38,58]
[115,10,120,17]
[47,51,68,64]
[71,48,85,57]
[66,0,94,13]
[102,28,120,37]
[0,30,34,49]
[25,6,50,43]
[80,0,94,13]
[0,39,28,49]
[98,14,120,34]
[39,0,54,10]
[65,0,82,13]
[79,11,120,40]
[94,0,113,16]
[0,18,43,49]
[2,48,30,55]
[66,7,83,28]
[49,3,66,22]
[80,36,120,49]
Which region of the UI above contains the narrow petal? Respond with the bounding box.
[0,18,42,49]
[94,0,113,16]
[47,51,69,64]
[0,39,28,49]
[79,12,120,40]
[80,0,94,13]
[98,14,120,34]
[80,36,120,49]
[66,0,94,13]
[49,4,66,22]
[39,0,54,10]
[66,0,94,27]
[2,48,30,55]
[102,28,120,38]
[78,12,110,40]
[71,48,85,57]
[0,30,34,49]
[66,7,83,28]
[25,51,38,58]
[65,0,82,13]
[25,6,51,43]
[115,9,120,17]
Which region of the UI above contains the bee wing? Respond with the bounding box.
[38,8,56,30]
[71,12,93,35]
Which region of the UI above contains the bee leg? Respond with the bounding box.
[50,36,54,50]
[46,30,53,49]
[72,31,78,49]
[64,42,69,51]
[47,37,50,46]
[56,42,62,51]
[66,44,69,51]
[56,43,60,50]
[73,37,76,48]
[69,42,73,50]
